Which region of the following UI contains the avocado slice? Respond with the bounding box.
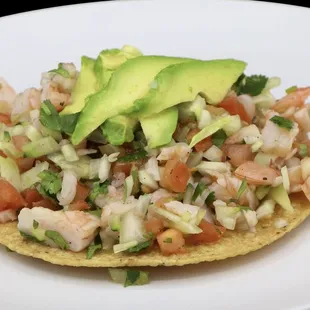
[60,56,97,115]
[94,45,142,90]
[140,107,178,148]
[132,59,247,117]
[101,115,138,146]
[71,55,194,145]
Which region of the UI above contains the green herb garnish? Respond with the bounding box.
[48,63,70,78]
[40,100,79,135]
[117,150,147,162]
[237,179,247,200]
[3,131,10,142]
[205,191,215,205]
[270,115,294,130]
[87,180,110,204]
[211,129,227,148]
[192,182,206,202]
[86,234,102,259]
[33,220,39,229]
[237,74,268,96]
[285,85,297,94]
[45,230,69,250]
[299,144,308,158]
[38,170,62,196]
[127,240,152,253]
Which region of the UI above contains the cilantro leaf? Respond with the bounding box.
[192,182,206,202]
[87,180,110,204]
[237,74,268,96]
[38,170,62,196]
[205,191,215,205]
[127,240,152,253]
[33,220,39,229]
[270,115,294,130]
[45,230,69,250]
[212,129,227,148]
[237,179,247,200]
[117,150,147,162]
[48,63,70,78]
[125,270,140,286]
[86,244,102,259]
[299,144,308,158]
[39,100,79,135]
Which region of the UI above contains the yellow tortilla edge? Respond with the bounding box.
[0,200,309,267]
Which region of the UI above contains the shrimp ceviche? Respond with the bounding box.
[0,45,310,286]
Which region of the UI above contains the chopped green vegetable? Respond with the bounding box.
[285,85,297,94]
[86,235,102,259]
[237,179,247,200]
[269,184,294,212]
[255,185,270,200]
[127,240,152,253]
[299,144,308,158]
[19,231,43,243]
[238,206,251,211]
[192,182,206,202]
[163,237,173,243]
[205,191,215,205]
[40,100,79,135]
[33,220,39,229]
[22,136,60,158]
[87,180,110,204]
[87,208,102,217]
[211,129,227,148]
[108,268,150,287]
[237,74,268,96]
[48,63,70,78]
[270,115,294,130]
[3,131,10,142]
[130,166,140,195]
[38,170,62,196]
[45,230,69,250]
[117,150,147,162]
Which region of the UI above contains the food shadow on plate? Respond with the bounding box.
[1,217,309,284]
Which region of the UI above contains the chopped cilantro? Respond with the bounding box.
[45,230,69,250]
[205,191,215,205]
[87,208,102,217]
[285,85,297,94]
[87,180,110,204]
[108,268,150,287]
[236,74,268,96]
[270,115,294,130]
[211,129,227,148]
[299,144,308,158]
[127,240,152,253]
[86,234,102,259]
[237,179,247,200]
[40,100,79,135]
[163,237,172,244]
[33,220,39,229]
[192,182,206,202]
[117,150,147,162]
[38,170,62,196]
[3,131,10,142]
[48,63,70,78]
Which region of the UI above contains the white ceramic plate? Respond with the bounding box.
[1,0,310,309]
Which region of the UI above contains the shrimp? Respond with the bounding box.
[157,142,192,163]
[293,106,310,132]
[0,78,16,114]
[222,144,254,167]
[272,87,310,113]
[40,62,78,111]
[225,124,261,145]
[11,88,41,123]
[17,207,101,252]
[234,161,279,185]
[261,111,299,157]
[0,209,17,223]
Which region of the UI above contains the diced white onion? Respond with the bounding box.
[99,154,111,183]
[56,170,77,206]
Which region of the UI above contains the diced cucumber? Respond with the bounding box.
[25,125,43,142]
[0,157,21,191]
[109,214,121,232]
[22,137,60,158]
[61,144,79,162]
[21,161,49,190]
[269,184,294,212]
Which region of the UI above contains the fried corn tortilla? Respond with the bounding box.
[1,200,309,267]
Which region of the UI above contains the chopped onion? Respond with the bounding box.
[256,199,275,220]
[301,157,310,181]
[89,158,101,179]
[56,170,77,206]
[99,154,111,183]
[76,149,97,156]
[280,166,290,192]
[274,218,288,229]
[238,95,256,121]
[196,161,231,175]
[108,152,120,163]
[203,145,223,162]
[186,151,203,168]
[145,157,160,181]
[138,169,158,190]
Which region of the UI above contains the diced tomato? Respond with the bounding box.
[112,161,143,177]
[12,135,30,151]
[218,95,251,123]
[157,228,185,255]
[0,113,13,126]
[145,218,165,236]
[21,188,43,208]
[32,199,60,211]
[67,200,90,211]
[187,128,213,152]
[185,220,226,245]
[161,158,191,193]
[0,179,27,211]
[72,182,90,202]
[16,157,35,173]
